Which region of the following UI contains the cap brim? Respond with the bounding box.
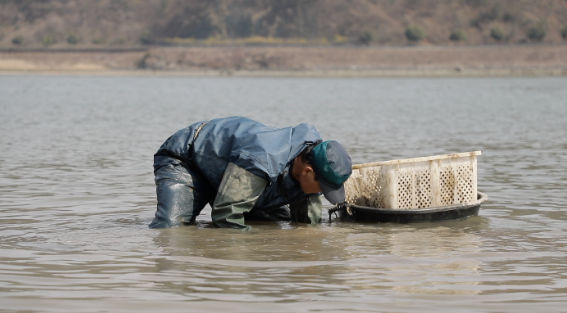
[320,179,345,204]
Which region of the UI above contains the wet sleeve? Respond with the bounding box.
[211,163,267,231]
[290,194,323,224]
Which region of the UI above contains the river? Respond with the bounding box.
[1,75,566,312]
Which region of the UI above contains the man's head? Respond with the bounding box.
[293,140,352,204]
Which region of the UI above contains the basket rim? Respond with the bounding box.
[349,191,488,215]
[352,151,481,169]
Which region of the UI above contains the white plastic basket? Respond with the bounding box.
[345,151,481,210]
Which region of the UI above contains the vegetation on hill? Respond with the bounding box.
[1,0,567,48]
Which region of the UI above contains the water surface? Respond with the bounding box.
[1,75,566,312]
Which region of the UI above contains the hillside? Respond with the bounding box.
[1,0,567,49]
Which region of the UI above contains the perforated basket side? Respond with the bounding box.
[346,151,480,210]
[394,165,433,209]
[381,160,434,210]
[344,167,385,208]
[438,158,477,206]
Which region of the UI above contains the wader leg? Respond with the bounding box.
[211,163,267,231]
[149,161,213,229]
[290,194,323,224]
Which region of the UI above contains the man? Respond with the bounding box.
[149,116,352,230]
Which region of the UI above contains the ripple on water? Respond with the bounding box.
[1,76,567,312]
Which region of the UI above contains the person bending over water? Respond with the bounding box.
[149,116,352,230]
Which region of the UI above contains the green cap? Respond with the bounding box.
[309,140,352,204]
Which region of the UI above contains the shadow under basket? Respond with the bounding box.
[339,192,488,223]
[339,151,488,223]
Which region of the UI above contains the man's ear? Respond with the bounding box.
[302,165,315,177]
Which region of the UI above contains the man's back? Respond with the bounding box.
[160,116,322,189]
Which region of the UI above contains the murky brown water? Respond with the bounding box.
[1,75,566,312]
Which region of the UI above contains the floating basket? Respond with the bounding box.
[345,151,481,210]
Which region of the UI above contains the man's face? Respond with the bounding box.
[298,166,322,194]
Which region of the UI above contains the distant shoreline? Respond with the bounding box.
[1,44,566,77]
[1,41,566,52]
[0,67,565,78]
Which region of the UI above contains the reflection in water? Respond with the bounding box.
[1,75,567,312]
[338,222,484,296]
[148,225,352,298]
[387,226,481,295]
[388,227,480,258]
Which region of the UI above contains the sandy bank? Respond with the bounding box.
[1,44,566,77]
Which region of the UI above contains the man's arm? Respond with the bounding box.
[211,163,267,231]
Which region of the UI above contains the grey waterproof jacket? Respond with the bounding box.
[153,116,323,228]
